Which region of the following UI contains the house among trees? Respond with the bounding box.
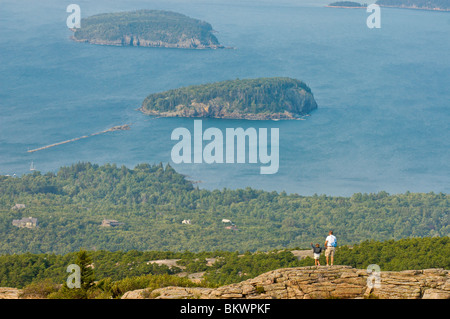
[100,219,122,227]
[182,219,191,224]
[12,217,38,228]
[222,218,237,230]
[225,224,238,231]
[11,204,26,210]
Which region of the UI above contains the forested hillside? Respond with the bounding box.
[0,162,448,254]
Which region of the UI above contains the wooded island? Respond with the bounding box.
[72,10,223,49]
[140,77,318,120]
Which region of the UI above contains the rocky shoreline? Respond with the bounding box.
[139,107,310,120]
[71,35,224,50]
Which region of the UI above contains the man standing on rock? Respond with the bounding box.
[325,231,337,266]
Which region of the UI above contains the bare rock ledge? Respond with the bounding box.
[122,266,450,300]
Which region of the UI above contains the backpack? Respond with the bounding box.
[331,238,337,247]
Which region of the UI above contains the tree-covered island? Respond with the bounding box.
[139,77,318,120]
[327,2,368,8]
[72,10,223,49]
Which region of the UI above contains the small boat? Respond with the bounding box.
[30,162,36,171]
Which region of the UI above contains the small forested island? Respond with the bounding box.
[140,77,318,120]
[327,1,368,8]
[376,0,450,11]
[72,10,223,49]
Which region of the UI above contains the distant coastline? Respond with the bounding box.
[326,0,450,11]
[375,0,450,12]
[377,5,450,12]
[326,5,450,11]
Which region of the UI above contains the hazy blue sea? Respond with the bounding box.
[0,0,449,196]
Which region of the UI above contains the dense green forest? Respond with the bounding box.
[0,237,448,298]
[73,10,222,48]
[376,0,450,10]
[0,162,448,255]
[328,2,367,7]
[140,77,318,119]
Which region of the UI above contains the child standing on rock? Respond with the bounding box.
[310,243,323,266]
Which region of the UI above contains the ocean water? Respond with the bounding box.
[0,0,449,196]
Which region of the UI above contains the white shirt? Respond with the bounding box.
[326,235,336,247]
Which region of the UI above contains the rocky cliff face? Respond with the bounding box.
[122,266,450,299]
[72,35,223,49]
[139,102,315,120]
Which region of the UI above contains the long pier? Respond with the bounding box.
[27,124,131,153]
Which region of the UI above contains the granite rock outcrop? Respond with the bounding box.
[121,266,450,299]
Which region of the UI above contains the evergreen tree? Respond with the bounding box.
[75,249,95,291]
